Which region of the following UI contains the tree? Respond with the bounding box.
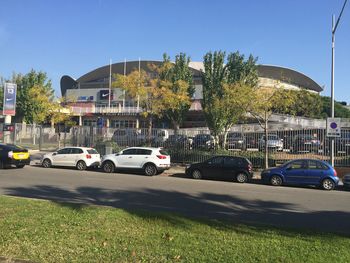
[249,87,296,168]
[201,51,259,147]
[155,53,194,133]
[320,96,350,118]
[113,69,165,143]
[9,70,54,123]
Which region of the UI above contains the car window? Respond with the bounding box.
[159,150,169,156]
[308,160,318,170]
[122,149,137,155]
[208,156,224,165]
[87,149,99,154]
[71,148,84,154]
[57,148,71,154]
[136,149,152,155]
[224,157,243,167]
[287,160,305,170]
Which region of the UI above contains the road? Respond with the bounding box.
[1,165,349,235]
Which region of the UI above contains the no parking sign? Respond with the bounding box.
[326,118,341,137]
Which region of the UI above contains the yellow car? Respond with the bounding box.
[0,143,30,169]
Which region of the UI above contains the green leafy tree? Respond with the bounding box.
[9,70,54,123]
[249,87,296,168]
[155,53,194,133]
[113,69,166,143]
[320,96,350,118]
[201,51,259,147]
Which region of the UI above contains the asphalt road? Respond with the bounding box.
[1,164,349,235]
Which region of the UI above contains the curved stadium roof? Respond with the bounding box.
[61,61,323,96]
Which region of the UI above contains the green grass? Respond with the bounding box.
[0,196,349,263]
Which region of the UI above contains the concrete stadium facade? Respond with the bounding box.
[60,61,323,128]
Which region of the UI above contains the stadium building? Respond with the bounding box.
[60,61,323,128]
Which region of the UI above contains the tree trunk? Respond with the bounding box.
[264,118,269,169]
[173,121,180,136]
[147,116,153,146]
[222,129,229,150]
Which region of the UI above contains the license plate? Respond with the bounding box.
[17,154,25,159]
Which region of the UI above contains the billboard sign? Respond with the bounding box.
[326,118,341,137]
[99,90,113,100]
[3,83,17,116]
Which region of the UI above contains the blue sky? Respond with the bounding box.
[1,0,349,102]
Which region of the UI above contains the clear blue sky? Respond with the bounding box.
[1,0,349,102]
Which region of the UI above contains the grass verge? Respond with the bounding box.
[0,195,349,263]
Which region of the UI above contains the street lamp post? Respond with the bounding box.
[330,0,348,166]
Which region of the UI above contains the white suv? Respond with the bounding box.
[41,147,101,170]
[101,147,170,176]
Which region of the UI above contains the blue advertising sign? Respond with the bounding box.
[3,83,17,116]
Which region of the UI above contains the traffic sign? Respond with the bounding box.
[326,118,341,137]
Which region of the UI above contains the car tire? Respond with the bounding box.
[76,160,87,171]
[102,161,115,173]
[16,164,25,168]
[270,175,283,186]
[192,169,202,179]
[236,173,248,183]
[42,159,52,168]
[321,178,335,191]
[144,163,157,176]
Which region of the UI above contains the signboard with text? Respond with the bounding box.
[3,83,17,116]
[326,118,341,137]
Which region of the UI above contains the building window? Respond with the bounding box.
[111,120,136,128]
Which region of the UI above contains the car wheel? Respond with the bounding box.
[321,178,335,191]
[16,164,25,168]
[236,173,248,183]
[192,169,202,179]
[270,175,283,186]
[144,164,157,176]
[76,160,87,171]
[102,161,115,173]
[42,159,52,168]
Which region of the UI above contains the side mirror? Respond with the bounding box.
[52,152,57,156]
[286,166,292,171]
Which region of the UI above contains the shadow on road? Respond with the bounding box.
[4,184,350,236]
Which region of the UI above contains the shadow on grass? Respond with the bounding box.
[4,184,350,237]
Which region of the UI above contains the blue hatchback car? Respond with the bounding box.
[261,159,339,190]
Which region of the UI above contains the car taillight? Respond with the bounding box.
[333,169,338,177]
[8,151,13,158]
[157,155,167,159]
[248,164,252,172]
[86,154,92,159]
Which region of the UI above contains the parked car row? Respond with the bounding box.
[0,143,347,192]
[40,146,170,176]
[186,156,340,191]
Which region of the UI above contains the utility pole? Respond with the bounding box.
[330,0,348,166]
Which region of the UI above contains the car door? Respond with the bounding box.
[116,148,138,168]
[52,148,71,166]
[305,160,326,185]
[70,148,84,167]
[283,160,307,184]
[223,156,241,179]
[202,156,224,178]
[134,148,153,168]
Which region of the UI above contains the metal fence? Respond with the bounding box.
[1,123,350,168]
